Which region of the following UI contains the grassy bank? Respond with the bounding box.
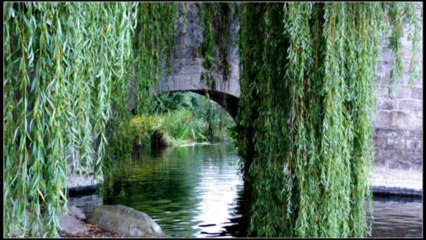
[108,92,235,159]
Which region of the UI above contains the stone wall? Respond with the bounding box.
[371,4,422,193]
[373,4,423,172]
[154,3,240,97]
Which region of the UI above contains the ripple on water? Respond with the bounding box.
[97,144,422,238]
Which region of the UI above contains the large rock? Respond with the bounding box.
[68,205,86,220]
[87,205,164,237]
[59,214,88,235]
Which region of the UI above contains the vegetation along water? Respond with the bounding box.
[3,2,421,237]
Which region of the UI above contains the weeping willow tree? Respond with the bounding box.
[233,2,421,237]
[199,3,234,84]
[3,1,421,238]
[3,2,177,237]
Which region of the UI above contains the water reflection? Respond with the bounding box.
[100,143,422,238]
[103,144,243,237]
[192,153,241,237]
[368,196,423,238]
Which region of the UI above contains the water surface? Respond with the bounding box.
[101,143,422,238]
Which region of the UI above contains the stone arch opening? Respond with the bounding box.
[155,89,239,119]
[148,90,237,146]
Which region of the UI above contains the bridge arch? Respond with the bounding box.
[128,3,241,119]
[154,89,239,119]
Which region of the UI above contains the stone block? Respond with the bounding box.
[406,139,422,151]
[65,174,98,189]
[68,194,103,215]
[389,161,411,170]
[376,87,389,97]
[374,147,423,170]
[378,47,393,63]
[373,110,422,130]
[398,99,423,112]
[376,62,392,85]
[374,128,403,150]
[411,87,423,99]
[393,86,412,98]
[374,128,423,151]
[377,98,397,110]
[373,127,423,174]
[373,111,392,129]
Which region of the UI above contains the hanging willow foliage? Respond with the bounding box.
[234,2,420,237]
[104,3,178,168]
[4,4,71,236]
[3,2,177,237]
[3,2,420,238]
[133,3,178,115]
[199,3,235,86]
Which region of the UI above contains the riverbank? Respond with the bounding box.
[66,164,423,198]
[371,166,422,197]
[59,204,165,238]
[63,143,421,238]
[60,221,124,238]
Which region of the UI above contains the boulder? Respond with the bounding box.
[59,214,88,235]
[87,205,164,237]
[68,205,86,220]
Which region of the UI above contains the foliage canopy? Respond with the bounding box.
[3,2,421,238]
[233,2,420,237]
[3,2,177,237]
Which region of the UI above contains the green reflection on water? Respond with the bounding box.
[103,143,242,237]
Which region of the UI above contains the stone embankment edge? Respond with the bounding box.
[66,183,422,198]
[372,186,422,197]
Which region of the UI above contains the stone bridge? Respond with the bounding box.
[126,3,423,194]
[128,3,241,118]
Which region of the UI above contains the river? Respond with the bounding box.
[90,143,422,237]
